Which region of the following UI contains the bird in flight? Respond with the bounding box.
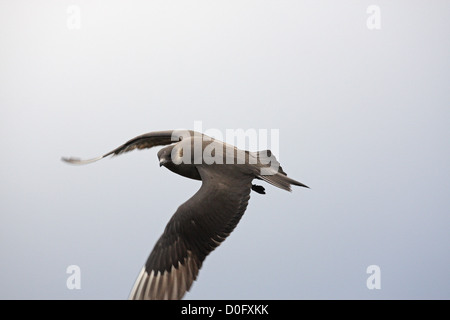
[62,130,308,299]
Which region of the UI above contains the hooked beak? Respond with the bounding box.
[159,159,169,167]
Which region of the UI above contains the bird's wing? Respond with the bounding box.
[61,130,195,165]
[129,165,253,300]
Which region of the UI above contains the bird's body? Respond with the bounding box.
[62,130,308,299]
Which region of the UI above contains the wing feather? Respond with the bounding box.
[62,130,195,165]
[129,166,253,300]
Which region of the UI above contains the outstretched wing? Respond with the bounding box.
[129,165,254,300]
[61,130,195,165]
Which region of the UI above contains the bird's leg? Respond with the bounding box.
[251,184,266,194]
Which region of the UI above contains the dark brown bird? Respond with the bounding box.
[62,130,308,299]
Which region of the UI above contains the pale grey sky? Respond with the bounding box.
[0,1,449,299]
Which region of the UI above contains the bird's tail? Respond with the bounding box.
[252,150,309,191]
[258,172,309,191]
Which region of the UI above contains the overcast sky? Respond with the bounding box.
[1,0,449,299]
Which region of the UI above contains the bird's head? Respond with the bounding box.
[157,143,202,181]
[157,145,175,168]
